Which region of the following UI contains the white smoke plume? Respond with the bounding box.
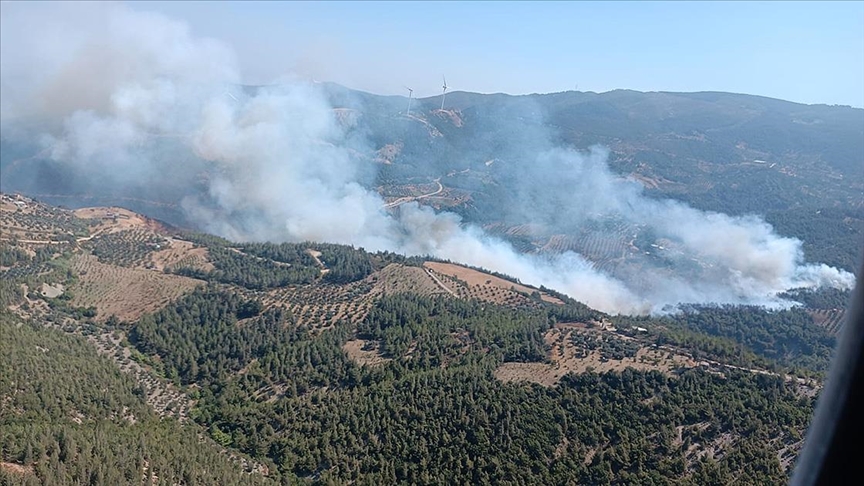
[0,2,854,314]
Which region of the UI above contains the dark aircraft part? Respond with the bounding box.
[791,248,864,485]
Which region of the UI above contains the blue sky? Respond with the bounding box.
[134,1,864,106]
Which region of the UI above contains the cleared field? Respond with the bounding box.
[372,263,450,297]
[495,326,697,386]
[424,261,564,305]
[69,254,203,321]
[342,339,391,367]
[73,206,167,234]
[375,142,402,164]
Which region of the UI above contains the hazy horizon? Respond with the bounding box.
[312,80,864,109]
[3,1,862,107]
[126,0,864,108]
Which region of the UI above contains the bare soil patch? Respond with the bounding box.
[343,339,391,367]
[0,462,34,476]
[73,206,167,235]
[306,248,330,275]
[41,282,65,298]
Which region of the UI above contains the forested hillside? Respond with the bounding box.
[0,312,276,485]
[126,291,814,484]
[0,197,844,484]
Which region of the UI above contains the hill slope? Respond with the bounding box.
[1,197,842,484]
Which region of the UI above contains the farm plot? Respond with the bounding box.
[82,328,194,421]
[82,229,166,268]
[427,267,543,309]
[264,279,375,330]
[150,238,214,272]
[261,262,527,333]
[69,254,202,321]
[367,263,453,298]
[540,234,580,254]
[0,262,55,281]
[481,222,508,235]
[422,187,473,209]
[1,202,89,242]
[424,261,564,305]
[573,232,628,260]
[808,309,846,335]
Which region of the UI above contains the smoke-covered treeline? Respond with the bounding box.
[0,2,853,313]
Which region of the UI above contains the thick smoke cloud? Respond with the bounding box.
[1,3,854,314]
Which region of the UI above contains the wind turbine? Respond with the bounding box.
[404,86,414,116]
[440,75,448,110]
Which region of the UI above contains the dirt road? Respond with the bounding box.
[382,179,443,209]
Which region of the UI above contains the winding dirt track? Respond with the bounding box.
[382,179,443,209]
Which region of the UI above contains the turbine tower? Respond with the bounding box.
[404,86,414,116]
[440,75,448,110]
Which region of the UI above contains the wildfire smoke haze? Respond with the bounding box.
[0,2,853,314]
